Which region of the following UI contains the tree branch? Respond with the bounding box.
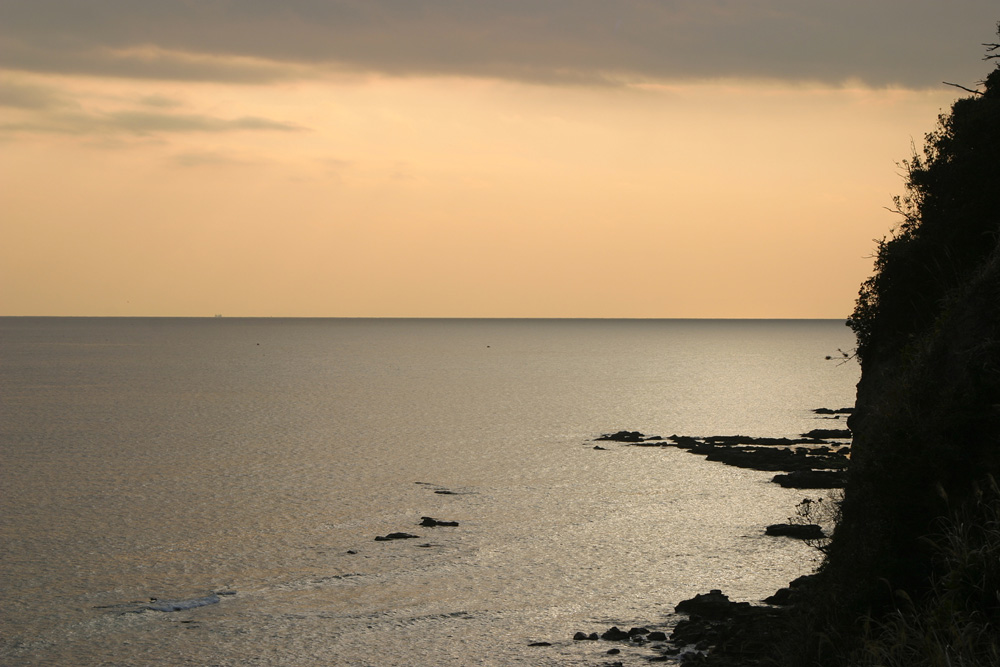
[943,81,984,96]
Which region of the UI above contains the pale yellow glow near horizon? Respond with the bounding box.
[0,71,957,318]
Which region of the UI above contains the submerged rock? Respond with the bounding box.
[145,594,221,612]
[374,532,420,541]
[96,591,231,614]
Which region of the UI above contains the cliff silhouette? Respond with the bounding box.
[790,28,1000,667]
[684,27,1000,667]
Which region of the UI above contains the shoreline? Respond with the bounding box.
[537,409,852,664]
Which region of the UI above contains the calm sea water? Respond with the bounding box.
[0,318,857,666]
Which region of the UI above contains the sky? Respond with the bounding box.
[2,2,998,318]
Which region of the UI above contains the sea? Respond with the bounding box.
[0,318,858,666]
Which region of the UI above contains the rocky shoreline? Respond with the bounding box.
[551,408,853,665]
[594,408,851,490]
[522,584,811,666]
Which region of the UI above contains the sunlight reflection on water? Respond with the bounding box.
[0,318,856,665]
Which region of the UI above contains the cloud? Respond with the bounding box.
[171,149,253,167]
[137,94,183,108]
[0,107,305,137]
[0,78,74,110]
[105,110,303,134]
[1,1,997,88]
[0,41,303,84]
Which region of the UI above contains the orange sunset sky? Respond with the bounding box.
[1,2,997,318]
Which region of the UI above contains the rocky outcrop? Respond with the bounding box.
[597,430,652,442]
[670,590,789,665]
[771,470,846,489]
[637,433,849,474]
[800,428,851,440]
[674,590,751,620]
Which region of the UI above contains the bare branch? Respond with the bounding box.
[985,22,1000,59]
[943,81,984,95]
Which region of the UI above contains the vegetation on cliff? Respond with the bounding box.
[787,26,1000,666]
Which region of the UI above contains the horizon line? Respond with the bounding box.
[0,315,850,322]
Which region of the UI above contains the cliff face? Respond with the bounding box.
[834,247,1000,601]
[798,49,1000,666]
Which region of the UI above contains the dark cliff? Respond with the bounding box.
[788,34,1000,667]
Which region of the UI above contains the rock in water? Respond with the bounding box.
[419,517,459,527]
[674,589,750,619]
[771,470,846,488]
[800,428,852,439]
[600,626,631,641]
[144,594,221,612]
[596,430,647,442]
[765,523,824,539]
[374,532,420,541]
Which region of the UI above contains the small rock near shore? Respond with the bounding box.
[772,470,846,488]
[765,523,824,539]
[675,590,750,620]
[601,626,632,641]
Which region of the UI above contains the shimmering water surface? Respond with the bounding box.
[0,318,857,666]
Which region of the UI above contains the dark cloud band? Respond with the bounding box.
[0,1,997,87]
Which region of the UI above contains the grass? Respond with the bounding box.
[851,478,1000,667]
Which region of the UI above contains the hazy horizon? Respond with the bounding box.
[0,314,850,321]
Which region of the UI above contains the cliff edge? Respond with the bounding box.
[788,30,1000,667]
